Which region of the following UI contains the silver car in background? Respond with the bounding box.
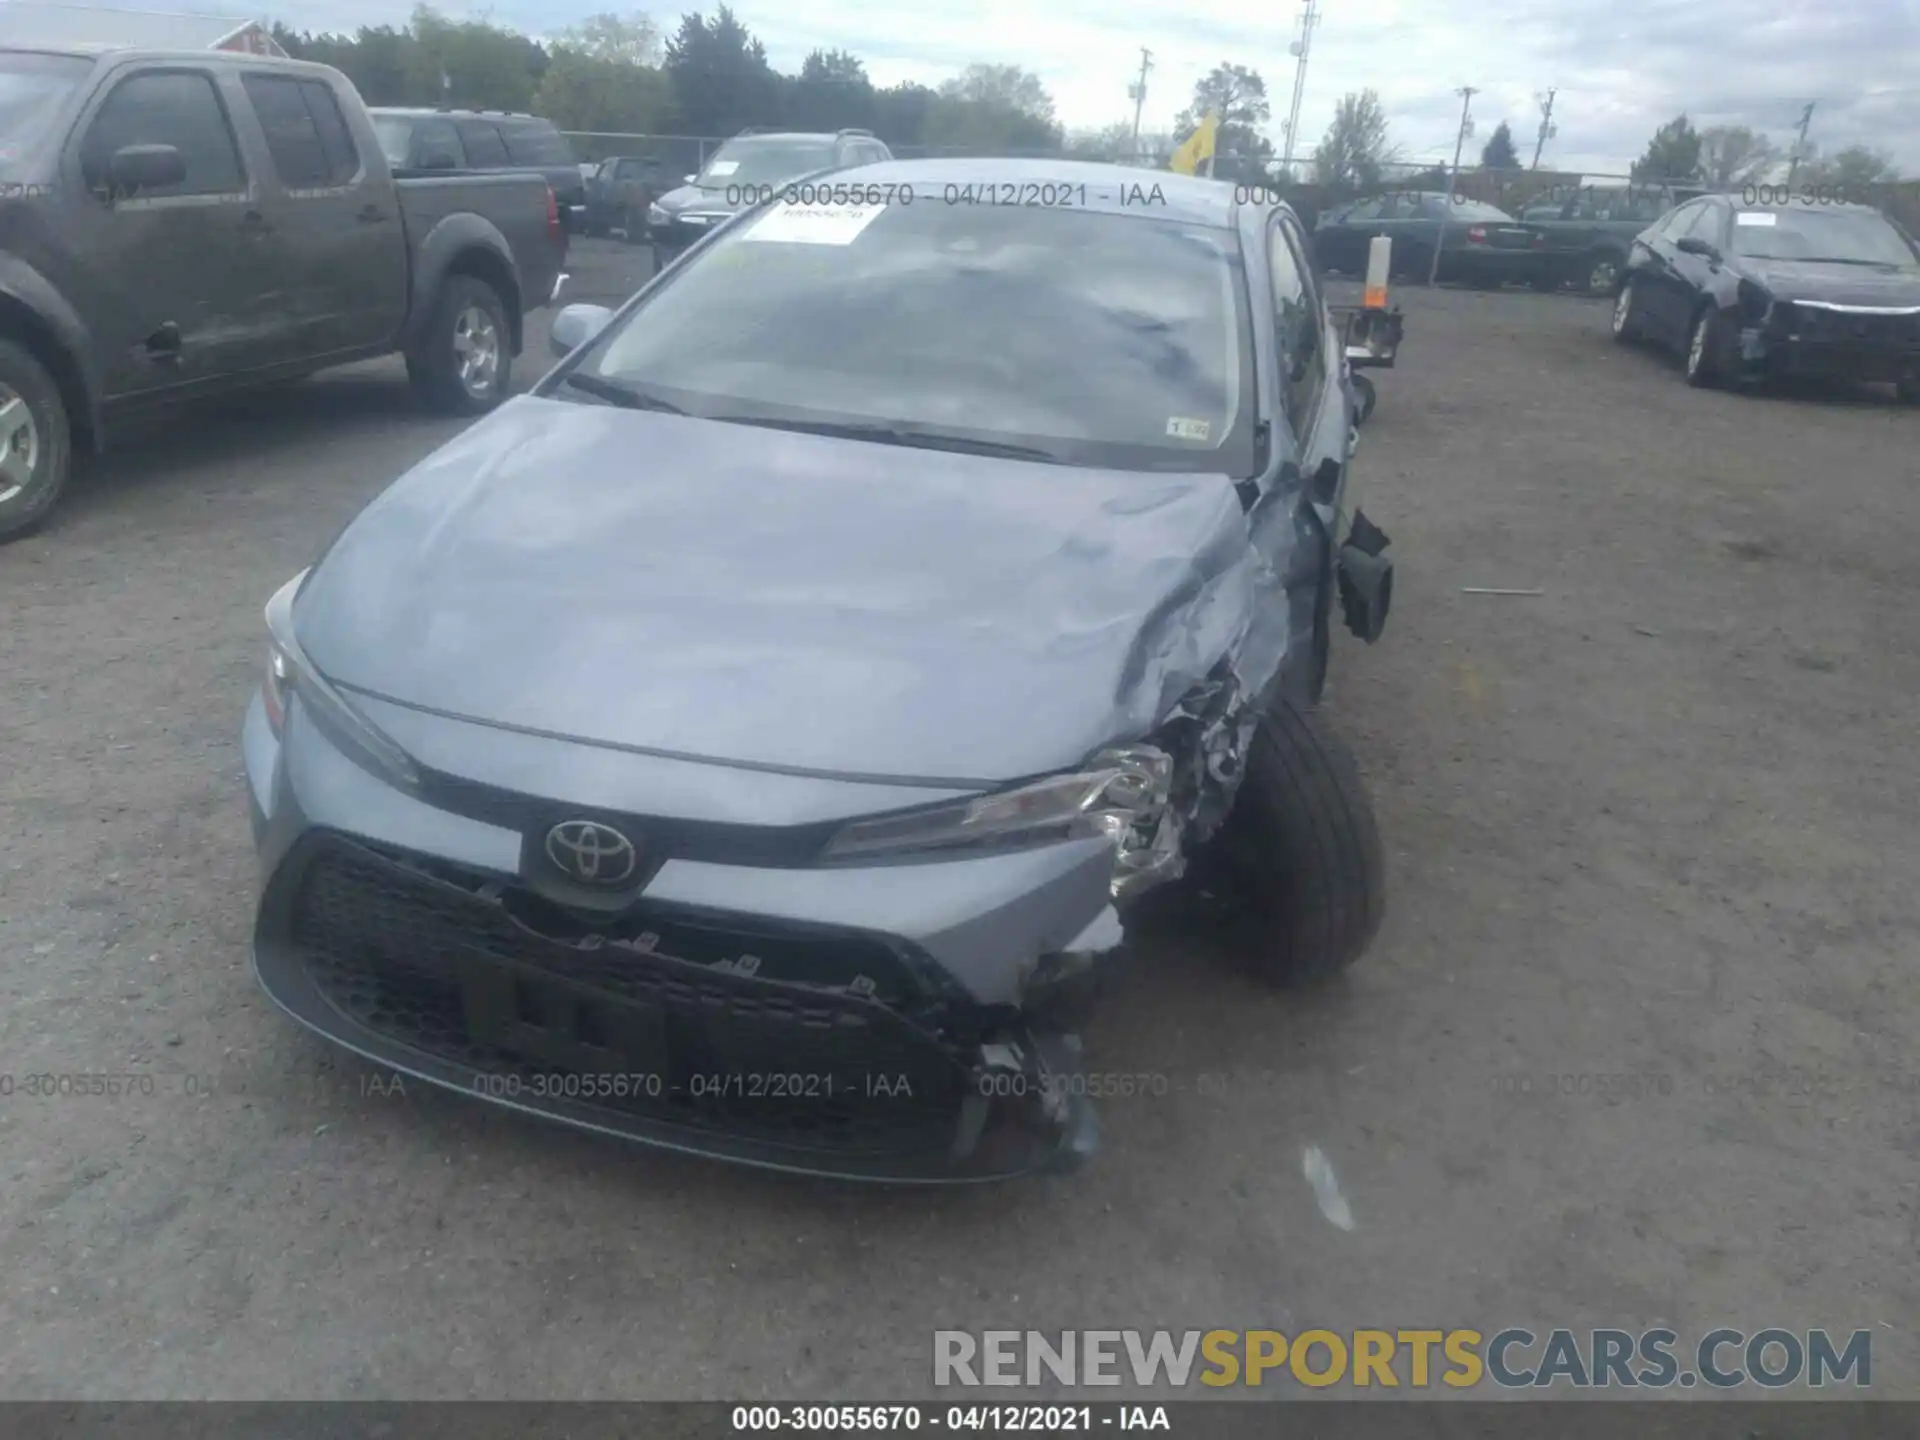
[242,160,1394,1181]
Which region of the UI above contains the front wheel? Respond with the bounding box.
[407,275,512,416]
[1610,277,1644,343]
[1204,699,1386,986]
[1684,306,1720,387]
[0,340,73,543]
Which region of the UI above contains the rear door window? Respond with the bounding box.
[455,119,509,167]
[242,74,358,186]
[503,122,573,166]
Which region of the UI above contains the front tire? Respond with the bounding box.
[1684,306,1720,388]
[407,274,511,416]
[0,340,72,543]
[1585,251,1624,296]
[1206,699,1386,986]
[1610,277,1644,343]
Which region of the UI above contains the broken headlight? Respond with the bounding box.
[822,747,1173,864]
[262,571,422,793]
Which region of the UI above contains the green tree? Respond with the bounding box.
[787,48,875,132]
[871,82,938,150]
[535,50,674,136]
[1795,143,1901,191]
[556,11,659,66]
[937,63,1055,123]
[1631,114,1702,182]
[1480,120,1520,170]
[663,6,783,137]
[1064,120,1140,163]
[1698,124,1779,186]
[1313,89,1394,191]
[1175,61,1270,170]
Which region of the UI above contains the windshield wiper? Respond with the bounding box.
[558,372,686,414]
[711,414,1063,464]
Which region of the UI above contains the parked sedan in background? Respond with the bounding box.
[1313,191,1545,287]
[1520,183,1698,295]
[1613,193,1920,397]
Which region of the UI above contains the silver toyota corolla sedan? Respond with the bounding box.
[242,159,1394,1181]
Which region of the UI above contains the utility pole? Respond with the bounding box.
[1278,0,1320,183]
[1785,101,1815,188]
[1530,87,1557,169]
[1127,48,1152,166]
[1429,86,1477,287]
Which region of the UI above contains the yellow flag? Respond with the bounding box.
[1168,114,1219,175]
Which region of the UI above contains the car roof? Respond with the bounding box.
[826,157,1244,230]
[725,131,874,143]
[370,107,556,125]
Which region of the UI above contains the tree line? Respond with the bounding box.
[1308,90,1904,193]
[271,4,1065,153]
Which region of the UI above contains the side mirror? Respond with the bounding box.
[1675,236,1720,261]
[419,151,458,171]
[550,303,615,357]
[106,143,185,196]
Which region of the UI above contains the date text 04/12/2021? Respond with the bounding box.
[721,181,1173,210]
[730,1405,1172,1431]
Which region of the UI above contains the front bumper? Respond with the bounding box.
[242,696,1122,1182]
[1737,319,1920,385]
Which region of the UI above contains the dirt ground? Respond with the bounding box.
[2,245,1917,1398]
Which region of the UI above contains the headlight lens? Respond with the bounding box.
[647,203,668,226]
[823,747,1172,861]
[262,572,421,792]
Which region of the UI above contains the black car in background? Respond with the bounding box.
[1520,183,1700,295]
[370,108,587,230]
[586,154,671,239]
[648,128,893,268]
[1312,191,1545,287]
[1613,193,1920,397]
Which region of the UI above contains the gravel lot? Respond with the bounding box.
[2,240,1917,1399]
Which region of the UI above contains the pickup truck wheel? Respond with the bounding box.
[0,341,71,544]
[409,275,511,415]
[1202,698,1386,987]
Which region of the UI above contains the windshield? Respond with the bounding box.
[696,137,837,188]
[572,189,1253,474]
[1730,207,1920,265]
[369,115,413,169]
[0,52,90,156]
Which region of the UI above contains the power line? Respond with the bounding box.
[1430,86,1477,287]
[1531,87,1557,169]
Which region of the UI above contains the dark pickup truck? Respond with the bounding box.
[0,47,568,540]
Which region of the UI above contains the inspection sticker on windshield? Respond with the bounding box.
[706,160,739,176]
[1166,416,1213,441]
[743,200,888,246]
[1736,211,1778,226]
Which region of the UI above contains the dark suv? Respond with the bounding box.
[647,128,893,268]
[370,108,586,230]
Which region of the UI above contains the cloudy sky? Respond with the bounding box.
[56,0,1920,173]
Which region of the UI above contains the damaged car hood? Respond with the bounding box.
[1742,258,1920,308]
[295,396,1262,786]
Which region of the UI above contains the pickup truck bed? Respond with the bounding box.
[0,45,568,539]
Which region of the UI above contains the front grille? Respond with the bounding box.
[1788,305,1920,349]
[284,836,973,1154]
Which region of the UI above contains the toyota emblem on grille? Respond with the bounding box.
[545,820,639,885]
